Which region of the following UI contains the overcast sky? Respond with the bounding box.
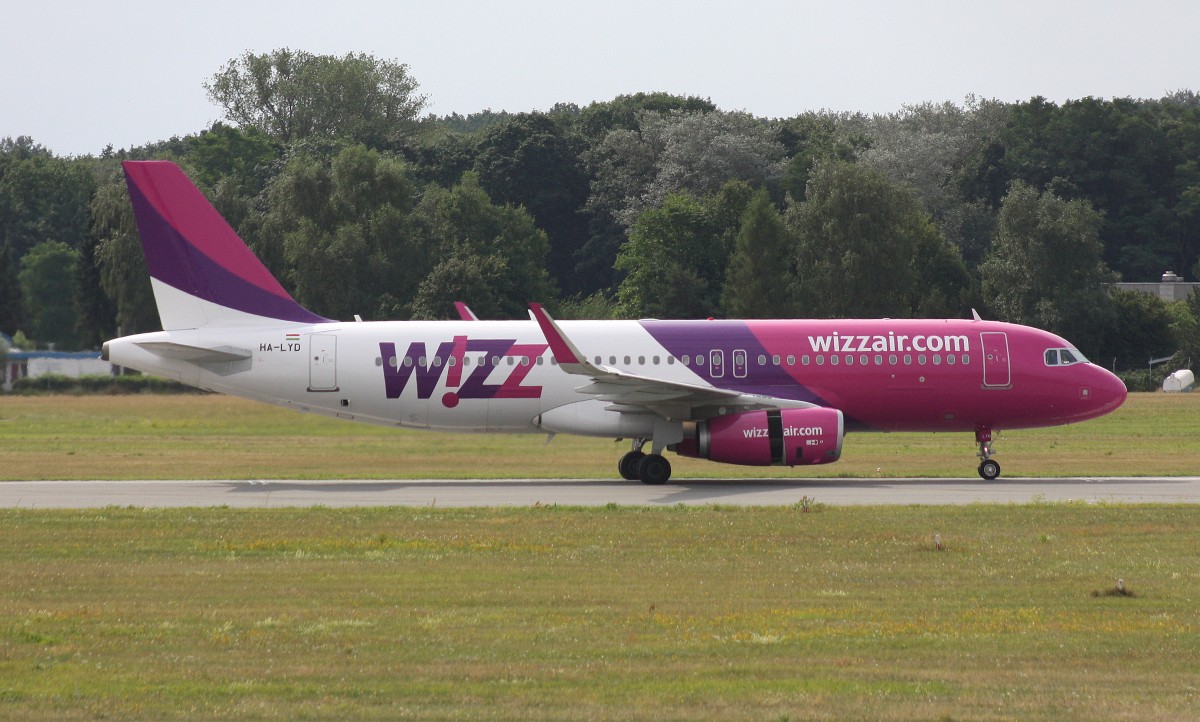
[4,0,1197,157]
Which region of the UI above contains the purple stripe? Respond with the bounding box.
[641,320,831,404]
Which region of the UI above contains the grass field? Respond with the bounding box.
[1,504,1197,720]
[2,392,1197,719]
[0,392,1196,480]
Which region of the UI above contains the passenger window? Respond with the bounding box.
[787,355,796,366]
[802,355,810,365]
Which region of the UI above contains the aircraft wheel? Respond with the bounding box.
[637,454,672,485]
[978,459,1001,480]
[618,451,645,481]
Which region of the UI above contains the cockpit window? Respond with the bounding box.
[1044,347,1089,366]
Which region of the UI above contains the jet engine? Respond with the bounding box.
[674,407,844,467]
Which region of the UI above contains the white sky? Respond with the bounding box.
[4,0,1198,157]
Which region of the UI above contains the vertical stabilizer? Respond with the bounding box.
[122,161,330,330]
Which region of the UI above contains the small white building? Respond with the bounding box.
[1163,369,1195,393]
[2,350,113,391]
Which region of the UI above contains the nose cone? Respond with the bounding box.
[1079,365,1127,421]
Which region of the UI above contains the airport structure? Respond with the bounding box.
[1,347,111,391]
[1114,271,1200,301]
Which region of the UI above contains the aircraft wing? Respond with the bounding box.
[529,304,813,421]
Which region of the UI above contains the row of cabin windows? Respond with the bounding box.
[383,352,971,369]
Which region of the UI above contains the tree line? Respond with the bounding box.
[1,48,1199,377]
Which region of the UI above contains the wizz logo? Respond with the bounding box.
[380,336,548,408]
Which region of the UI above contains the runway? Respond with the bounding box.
[3,477,1200,508]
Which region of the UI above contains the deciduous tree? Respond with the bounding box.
[19,241,80,349]
[0,241,23,336]
[980,181,1116,354]
[257,144,421,320]
[789,161,970,318]
[205,49,428,148]
[410,173,553,319]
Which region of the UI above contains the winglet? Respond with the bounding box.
[529,303,598,375]
[453,302,479,321]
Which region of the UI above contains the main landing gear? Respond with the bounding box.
[619,439,672,485]
[976,427,1001,480]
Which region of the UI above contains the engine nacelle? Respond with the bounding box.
[673,407,844,467]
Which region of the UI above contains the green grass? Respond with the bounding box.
[1,504,1197,720]
[0,392,1196,480]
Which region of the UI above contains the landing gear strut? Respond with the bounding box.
[617,438,672,484]
[976,427,1001,480]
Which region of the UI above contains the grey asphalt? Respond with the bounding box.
[3,477,1200,508]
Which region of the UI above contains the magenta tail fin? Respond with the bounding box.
[122,161,329,329]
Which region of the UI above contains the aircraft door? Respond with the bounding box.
[980,332,1011,388]
[309,334,338,391]
[709,349,725,378]
[732,349,748,378]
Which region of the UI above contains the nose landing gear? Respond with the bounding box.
[976,427,1000,480]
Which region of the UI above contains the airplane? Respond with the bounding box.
[103,161,1128,484]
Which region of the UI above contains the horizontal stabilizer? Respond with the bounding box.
[135,341,253,364]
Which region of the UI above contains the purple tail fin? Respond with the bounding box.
[122,160,330,329]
